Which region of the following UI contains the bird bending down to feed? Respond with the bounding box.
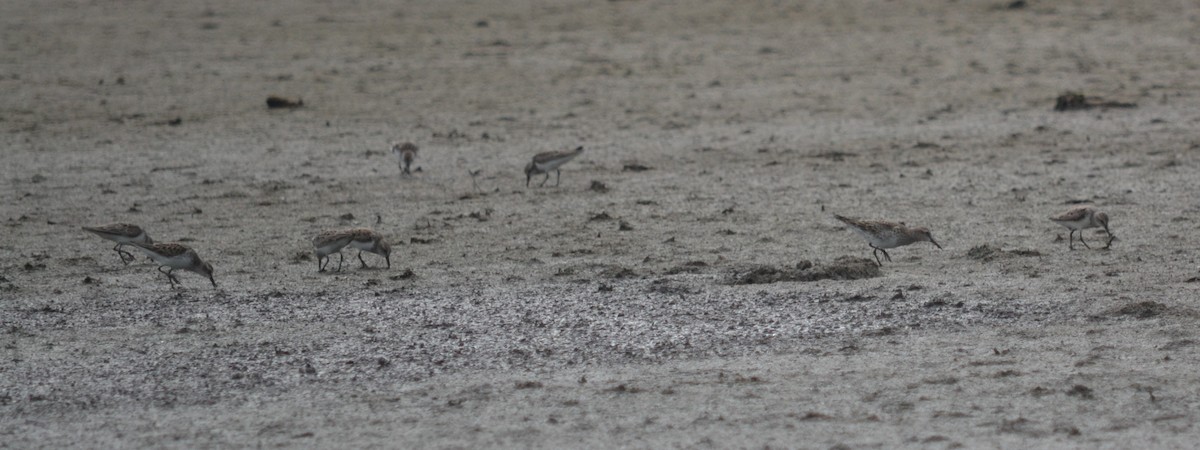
[130,242,216,288]
[82,223,153,264]
[313,228,391,272]
[392,142,418,175]
[834,214,942,266]
[525,146,584,187]
[1049,205,1113,250]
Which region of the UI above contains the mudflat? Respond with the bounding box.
[3,1,1200,447]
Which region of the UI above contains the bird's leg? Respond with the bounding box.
[336,252,344,272]
[1078,231,1091,249]
[881,248,892,262]
[555,169,561,187]
[540,173,550,187]
[1068,230,1075,250]
[358,250,368,269]
[870,246,883,266]
[113,244,134,264]
[318,255,327,272]
[158,266,178,287]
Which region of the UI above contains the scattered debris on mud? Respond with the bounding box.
[599,265,639,279]
[725,256,881,285]
[967,244,1042,262]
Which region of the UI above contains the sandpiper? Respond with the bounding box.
[347,228,391,269]
[525,146,584,187]
[129,242,216,288]
[82,223,153,264]
[313,228,391,272]
[834,214,942,266]
[313,229,353,272]
[392,142,418,175]
[1049,205,1113,249]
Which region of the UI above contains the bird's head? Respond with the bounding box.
[200,262,216,288]
[914,227,942,249]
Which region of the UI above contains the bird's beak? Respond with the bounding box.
[525,173,531,187]
[931,239,942,249]
[385,255,391,269]
[209,275,217,289]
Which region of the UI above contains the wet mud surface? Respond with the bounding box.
[3,0,1200,447]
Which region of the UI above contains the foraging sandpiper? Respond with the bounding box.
[347,228,391,269]
[1049,205,1113,249]
[525,146,584,187]
[834,214,942,266]
[82,223,153,264]
[130,242,216,288]
[313,228,391,272]
[392,142,418,175]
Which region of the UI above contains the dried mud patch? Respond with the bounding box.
[1097,300,1200,321]
[724,256,881,285]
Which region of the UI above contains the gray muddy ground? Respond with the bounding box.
[3,0,1200,448]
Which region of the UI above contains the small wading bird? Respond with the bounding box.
[525,146,584,187]
[81,223,153,264]
[312,228,391,272]
[1049,205,1114,250]
[130,242,216,289]
[834,214,942,266]
[391,142,418,175]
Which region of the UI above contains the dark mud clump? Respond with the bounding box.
[1065,384,1095,400]
[1107,301,1168,319]
[967,245,1003,261]
[266,95,304,109]
[600,265,639,279]
[1054,91,1136,111]
[726,256,880,285]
